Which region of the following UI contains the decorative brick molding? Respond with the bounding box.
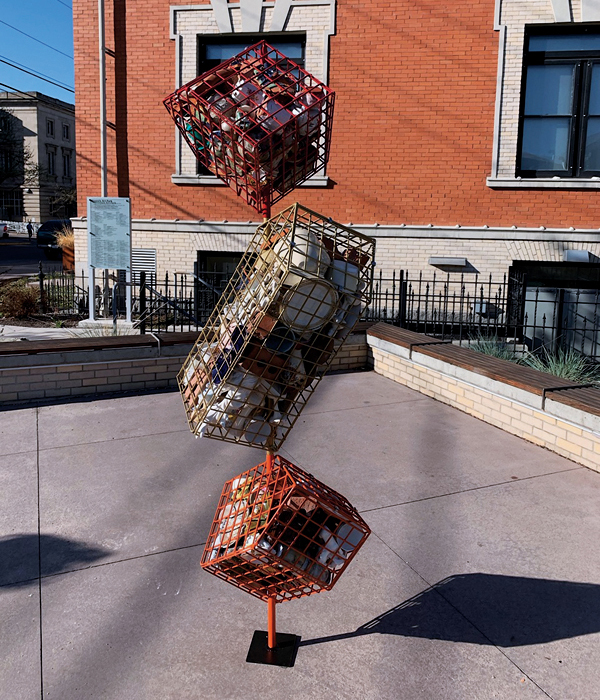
[170,0,335,179]
[72,217,600,282]
[491,0,600,186]
[367,323,600,472]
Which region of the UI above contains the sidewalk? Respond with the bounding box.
[0,322,139,341]
[0,324,77,341]
[1,372,599,699]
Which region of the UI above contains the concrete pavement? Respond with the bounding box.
[1,372,599,699]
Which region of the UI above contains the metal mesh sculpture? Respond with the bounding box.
[201,455,371,602]
[178,203,375,451]
[164,41,335,216]
[165,42,372,665]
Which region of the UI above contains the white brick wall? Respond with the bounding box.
[367,332,600,472]
[0,332,367,405]
[73,217,600,280]
[171,1,334,177]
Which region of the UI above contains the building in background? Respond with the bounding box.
[72,0,600,283]
[0,91,76,223]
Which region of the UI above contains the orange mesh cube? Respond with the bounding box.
[201,456,370,603]
[178,203,376,450]
[163,40,335,215]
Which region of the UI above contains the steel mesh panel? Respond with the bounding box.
[201,455,371,602]
[164,40,335,215]
[178,203,376,450]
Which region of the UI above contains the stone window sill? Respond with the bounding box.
[487,177,600,189]
[172,174,330,187]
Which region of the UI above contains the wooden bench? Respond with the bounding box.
[367,322,600,417]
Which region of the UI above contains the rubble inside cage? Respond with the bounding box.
[201,456,371,602]
[164,41,335,214]
[178,204,375,450]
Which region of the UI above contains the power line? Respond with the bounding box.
[0,54,73,90]
[0,19,73,61]
[54,0,72,8]
[0,57,74,93]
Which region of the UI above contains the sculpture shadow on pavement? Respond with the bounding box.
[299,573,600,648]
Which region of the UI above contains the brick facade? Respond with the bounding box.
[73,0,600,278]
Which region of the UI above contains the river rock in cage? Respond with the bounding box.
[163,41,335,215]
[201,456,370,602]
[178,203,375,450]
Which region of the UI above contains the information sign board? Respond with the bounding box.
[87,197,131,270]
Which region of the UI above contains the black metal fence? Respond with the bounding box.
[365,269,600,361]
[39,268,230,332]
[39,266,600,361]
[136,271,230,333]
[39,267,88,315]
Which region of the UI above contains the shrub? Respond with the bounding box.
[524,347,600,386]
[0,280,39,318]
[55,225,74,251]
[468,334,522,363]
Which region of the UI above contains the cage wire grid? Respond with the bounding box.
[163,40,335,215]
[201,455,371,602]
[177,203,375,451]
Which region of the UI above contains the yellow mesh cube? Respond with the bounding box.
[178,203,375,450]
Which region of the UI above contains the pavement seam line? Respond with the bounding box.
[38,428,191,452]
[302,397,429,417]
[359,466,585,514]
[36,406,44,700]
[370,532,556,700]
[0,541,209,589]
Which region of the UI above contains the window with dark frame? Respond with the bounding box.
[195,33,306,176]
[518,25,600,178]
[62,149,72,178]
[46,119,54,138]
[47,147,56,176]
[62,123,70,140]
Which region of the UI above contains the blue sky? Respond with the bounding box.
[0,0,74,104]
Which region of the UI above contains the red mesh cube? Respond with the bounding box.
[164,41,335,215]
[201,456,370,603]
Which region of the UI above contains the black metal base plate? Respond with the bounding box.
[246,631,301,667]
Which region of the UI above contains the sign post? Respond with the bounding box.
[87,197,132,322]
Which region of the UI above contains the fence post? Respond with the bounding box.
[139,271,146,335]
[38,262,47,313]
[397,269,407,327]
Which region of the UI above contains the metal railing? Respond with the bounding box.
[135,270,231,333]
[364,269,600,362]
[38,266,600,361]
[39,266,88,315]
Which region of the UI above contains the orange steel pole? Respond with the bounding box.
[263,198,273,480]
[267,596,277,649]
[265,449,274,475]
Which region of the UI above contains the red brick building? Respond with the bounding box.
[73,0,600,280]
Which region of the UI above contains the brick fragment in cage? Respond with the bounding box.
[178,203,375,450]
[163,41,335,215]
[201,456,370,602]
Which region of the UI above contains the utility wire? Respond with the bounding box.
[0,57,74,93]
[54,0,72,8]
[0,54,73,90]
[0,19,73,60]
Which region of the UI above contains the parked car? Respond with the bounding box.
[36,219,72,259]
[36,219,72,249]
